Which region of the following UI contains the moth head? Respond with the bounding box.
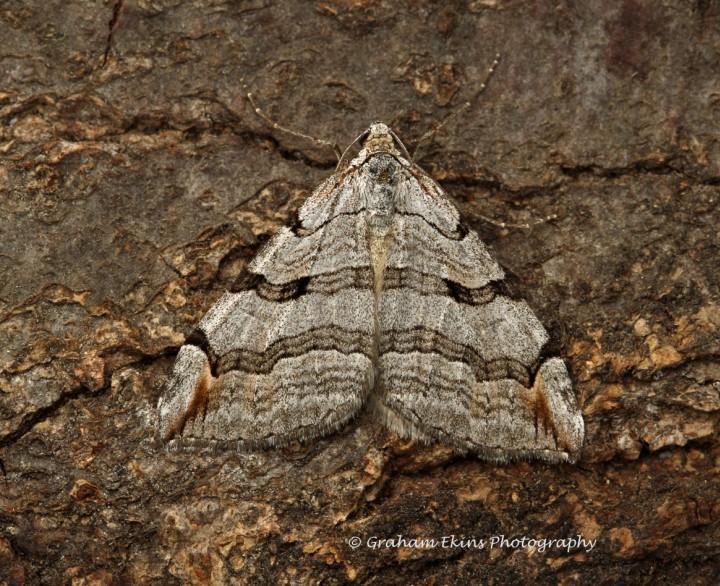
[362,122,411,161]
[367,122,392,138]
[362,122,393,152]
[336,123,411,170]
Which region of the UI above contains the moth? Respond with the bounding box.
[157,122,584,463]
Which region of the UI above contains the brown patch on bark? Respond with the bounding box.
[605,0,665,79]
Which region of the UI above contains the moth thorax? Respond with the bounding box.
[364,134,395,153]
[363,123,398,154]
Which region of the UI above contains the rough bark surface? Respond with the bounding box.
[1,1,719,585]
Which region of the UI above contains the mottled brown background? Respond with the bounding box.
[1,1,719,584]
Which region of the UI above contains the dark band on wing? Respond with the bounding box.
[215,325,374,376]
[382,268,499,306]
[231,268,374,300]
[184,328,219,375]
[380,327,531,386]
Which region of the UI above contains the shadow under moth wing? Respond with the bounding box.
[157,123,584,463]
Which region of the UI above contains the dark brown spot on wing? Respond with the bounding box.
[165,362,212,440]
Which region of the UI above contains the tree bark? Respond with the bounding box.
[1,1,718,584]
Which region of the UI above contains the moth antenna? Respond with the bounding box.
[475,212,559,230]
[336,129,371,170]
[411,53,501,160]
[245,91,343,161]
[388,128,412,161]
